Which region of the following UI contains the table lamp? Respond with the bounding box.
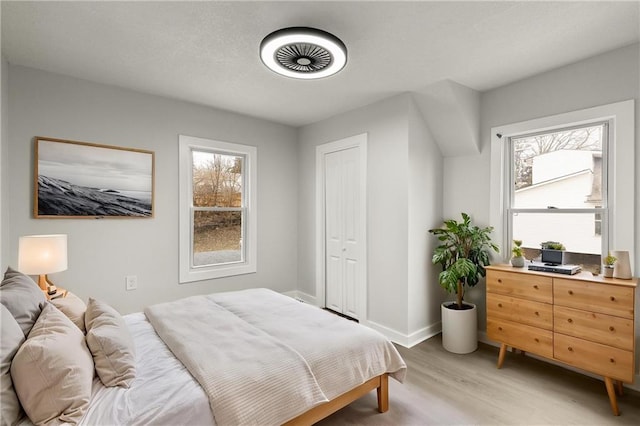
[18,234,68,294]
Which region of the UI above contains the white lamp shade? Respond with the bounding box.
[18,234,68,275]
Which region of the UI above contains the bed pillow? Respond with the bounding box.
[1,304,26,425]
[85,298,136,388]
[0,267,46,337]
[51,292,87,333]
[11,303,93,425]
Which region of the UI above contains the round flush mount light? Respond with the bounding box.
[260,27,347,79]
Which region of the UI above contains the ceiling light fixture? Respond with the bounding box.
[260,27,347,79]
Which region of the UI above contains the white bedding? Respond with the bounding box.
[146,288,407,425]
[16,290,406,426]
[19,312,214,426]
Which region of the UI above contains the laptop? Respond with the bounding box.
[528,262,582,275]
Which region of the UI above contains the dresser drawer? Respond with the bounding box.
[487,293,552,330]
[486,270,552,303]
[554,334,634,382]
[554,279,634,319]
[554,306,634,351]
[487,318,553,358]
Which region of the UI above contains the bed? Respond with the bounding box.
[1,268,406,425]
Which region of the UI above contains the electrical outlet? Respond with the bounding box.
[125,275,138,291]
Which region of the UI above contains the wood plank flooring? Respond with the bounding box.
[317,335,640,425]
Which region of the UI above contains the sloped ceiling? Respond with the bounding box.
[413,81,480,157]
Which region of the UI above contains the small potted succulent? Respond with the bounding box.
[511,239,525,267]
[602,252,616,278]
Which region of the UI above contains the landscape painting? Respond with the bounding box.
[35,137,154,218]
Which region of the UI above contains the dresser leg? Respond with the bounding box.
[604,377,620,416]
[615,380,624,396]
[497,343,507,369]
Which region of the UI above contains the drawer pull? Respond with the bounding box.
[498,327,503,331]
[610,358,615,363]
[497,279,502,283]
[498,303,502,308]
[568,346,573,352]
[609,326,615,332]
[533,285,539,290]
[567,318,573,323]
[534,311,539,316]
[534,338,539,343]
[610,296,616,302]
[568,290,573,295]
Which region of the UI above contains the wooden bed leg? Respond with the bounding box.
[377,374,389,413]
[604,377,620,416]
[497,343,507,369]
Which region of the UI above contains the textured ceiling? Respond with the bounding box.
[2,1,639,127]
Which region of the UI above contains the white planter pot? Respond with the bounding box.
[441,302,477,354]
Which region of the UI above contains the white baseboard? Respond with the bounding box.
[478,331,640,392]
[282,290,317,305]
[364,319,441,348]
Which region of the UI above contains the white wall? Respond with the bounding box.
[444,43,640,376]
[6,65,299,313]
[297,93,443,344]
[407,98,444,337]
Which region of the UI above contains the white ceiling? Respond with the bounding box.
[2,1,639,127]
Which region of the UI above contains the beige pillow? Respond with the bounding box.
[0,267,46,336]
[85,298,136,388]
[51,292,86,333]
[11,303,93,425]
[1,304,26,426]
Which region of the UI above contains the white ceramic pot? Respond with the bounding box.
[511,256,525,268]
[441,302,477,354]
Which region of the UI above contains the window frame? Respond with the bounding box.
[505,121,609,256]
[490,100,635,264]
[179,135,257,283]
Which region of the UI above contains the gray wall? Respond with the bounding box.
[444,43,640,376]
[297,93,443,343]
[5,65,299,313]
[1,55,7,270]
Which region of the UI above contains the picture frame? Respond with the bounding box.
[34,137,155,218]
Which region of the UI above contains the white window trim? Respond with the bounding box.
[490,100,634,264]
[179,135,257,283]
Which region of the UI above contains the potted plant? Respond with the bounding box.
[602,252,616,278]
[429,213,498,354]
[511,239,525,267]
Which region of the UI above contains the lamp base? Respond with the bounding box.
[37,274,58,295]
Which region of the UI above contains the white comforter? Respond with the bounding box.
[145,288,406,425]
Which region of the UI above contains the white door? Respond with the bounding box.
[324,146,361,319]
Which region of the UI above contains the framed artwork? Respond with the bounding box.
[34,137,155,218]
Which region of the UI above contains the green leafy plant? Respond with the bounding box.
[512,239,524,257]
[603,252,617,266]
[540,241,565,250]
[429,213,499,310]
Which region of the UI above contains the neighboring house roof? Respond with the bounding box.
[515,169,592,193]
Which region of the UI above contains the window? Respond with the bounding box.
[490,100,635,272]
[507,123,608,256]
[179,135,257,282]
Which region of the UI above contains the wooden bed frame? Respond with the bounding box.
[284,373,389,425]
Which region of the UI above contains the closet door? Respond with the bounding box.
[324,146,361,319]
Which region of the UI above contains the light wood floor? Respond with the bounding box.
[317,335,640,425]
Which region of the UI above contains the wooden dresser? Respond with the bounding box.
[485,264,637,415]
